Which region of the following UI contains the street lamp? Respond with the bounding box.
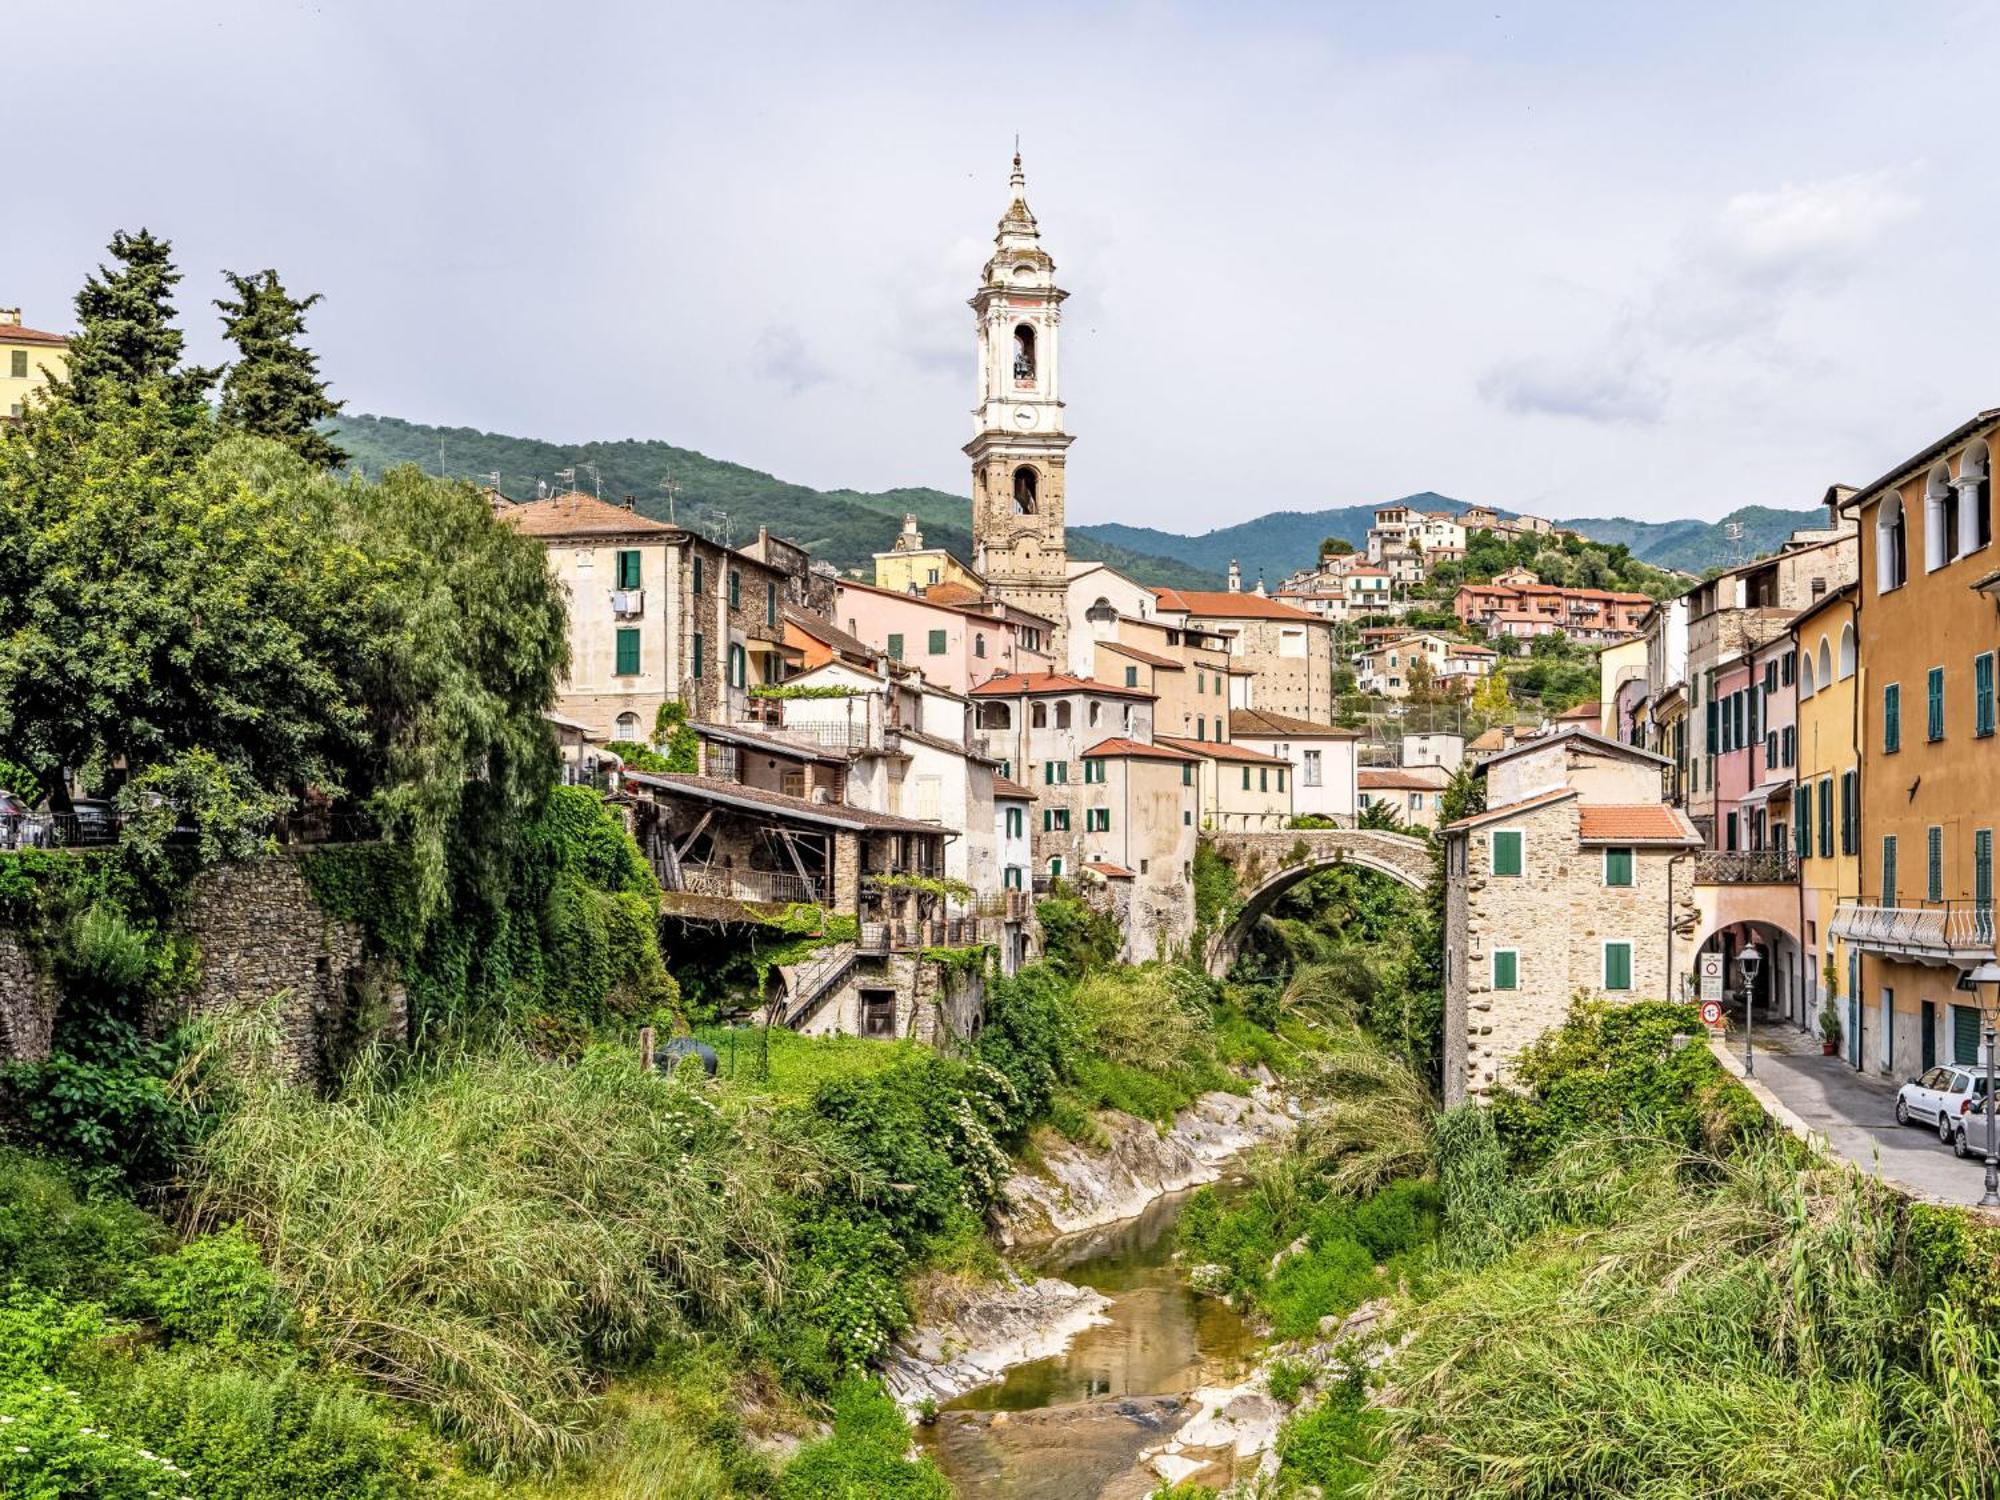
[1967,959,2000,1208]
[1738,943,1763,1078]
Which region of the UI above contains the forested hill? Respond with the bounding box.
[327,414,1221,588]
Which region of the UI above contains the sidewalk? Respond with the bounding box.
[1711,1024,1994,1209]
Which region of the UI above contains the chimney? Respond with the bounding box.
[1227,559,1242,593]
[621,493,636,511]
[0,308,19,327]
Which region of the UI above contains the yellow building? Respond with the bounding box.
[1156,734,1292,832]
[0,309,68,418]
[1792,583,1859,1060]
[873,515,985,597]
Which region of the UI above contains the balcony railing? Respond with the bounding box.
[1831,901,1995,963]
[0,811,126,851]
[667,864,827,907]
[1695,850,1798,885]
[856,916,992,953]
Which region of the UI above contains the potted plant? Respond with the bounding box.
[1820,1003,1843,1057]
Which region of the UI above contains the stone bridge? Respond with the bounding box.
[1203,828,1433,977]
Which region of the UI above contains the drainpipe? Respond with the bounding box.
[1851,566,1866,1072]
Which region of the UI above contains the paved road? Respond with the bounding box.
[1736,1028,1994,1207]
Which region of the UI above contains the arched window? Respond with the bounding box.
[615,711,640,740]
[1926,464,1959,571]
[1031,702,1048,729]
[1877,492,1907,592]
[1962,440,1993,554]
[1122,704,1134,733]
[1013,466,1038,516]
[1013,324,1036,380]
[1817,636,1832,690]
[1088,702,1101,727]
[1086,595,1117,625]
[977,701,1011,731]
[1801,651,1817,698]
[1838,622,1856,680]
[1054,701,1073,729]
[974,633,987,659]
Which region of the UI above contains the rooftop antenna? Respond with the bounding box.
[1724,520,1746,566]
[438,438,447,477]
[536,479,549,499]
[659,475,680,523]
[718,509,731,548]
[579,461,602,500]
[554,466,576,496]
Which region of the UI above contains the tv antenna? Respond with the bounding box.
[1724,520,1745,565]
[554,467,576,496]
[578,461,602,500]
[659,475,680,524]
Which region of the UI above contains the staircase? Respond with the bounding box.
[780,942,859,1029]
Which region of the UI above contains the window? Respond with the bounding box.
[927,628,947,656]
[1124,665,1139,688]
[1083,759,1106,784]
[692,555,704,595]
[1928,825,1944,903]
[1883,835,1899,906]
[1781,650,1795,687]
[1054,701,1072,730]
[1764,660,1778,694]
[1979,829,1994,914]
[1258,767,1269,792]
[728,642,747,688]
[1725,811,1739,853]
[615,711,640,738]
[1196,672,1206,694]
[1012,466,1038,515]
[728,569,741,609]
[1838,623,1856,680]
[1819,777,1833,859]
[1491,829,1523,877]
[1181,763,1194,786]
[1277,768,1287,792]
[975,634,987,659]
[861,993,896,1038]
[691,632,704,678]
[1796,780,1811,860]
[1602,942,1633,992]
[1884,683,1902,753]
[1184,809,1193,825]
[1048,855,1064,878]
[1003,866,1023,891]
[1781,725,1795,768]
[1013,323,1036,379]
[884,633,905,661]
[1048,760,1069,784]
[1928,464,1960,571]
[1031,702,1047,729]
[1241,767,1251,791]
[1492,949,1519,991]
[1765,732,1777,771]
[7,350,24,378]
[1088,702,1101,727]
[1196,718,1207,741]
[1005,806,1023,839]
[997,758,1012,780]
[1877,492,1908,592]
[1409,792,1423,810]
[1604,847,1634,887]
[1928,666,1946,742]
[1303,749,1322,786]
[616,549,642,589]
[1085,807,1110,832]
[1042,808,1070,831]
[614,627,641,676]
[766,581,778,628]
[1978,653,1996,738]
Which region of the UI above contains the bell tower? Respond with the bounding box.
[968,151,1072,649]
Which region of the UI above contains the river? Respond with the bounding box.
[919,1183,1262,1499]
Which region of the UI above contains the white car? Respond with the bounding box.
[1948,1102,1995,1161]
[1895,1066,1991,1142]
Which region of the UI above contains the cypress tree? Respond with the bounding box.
[215,268,346,469]
[64,227,217,415]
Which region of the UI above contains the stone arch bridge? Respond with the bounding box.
[1203,828,1432,977]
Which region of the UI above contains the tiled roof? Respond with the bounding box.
[1097,640,1184,669]
[784,606,881,663]
[1557,701,1602,720]
[1358,768,1450,790]
[495,492,680,539]
[0,322,68,347]
[1578,804,1701,844]
[1442,787,1577,832]
[922,581,983,605]
[623,771,951,834]
[1081,736,1202,763]
[1151,588,1322,622]
[840,576,1057,630]
[991,776,1037,800]
[1229,708,1360,739]
[969,672,1155,700]
[1082,860,1136,879]
[1154,735,1287,765]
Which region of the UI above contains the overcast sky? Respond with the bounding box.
[13,2,1996,530]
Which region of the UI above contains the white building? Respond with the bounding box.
[1230,709,1361,821]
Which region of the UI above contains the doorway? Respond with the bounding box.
[1923,1000,1938,1072]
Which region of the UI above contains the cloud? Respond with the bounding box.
[750,325,833,395]
[1479,348,1668,425]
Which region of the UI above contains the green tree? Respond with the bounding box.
[62,228,216,423]
[1320,536,1355,557]
[215,269,346,469]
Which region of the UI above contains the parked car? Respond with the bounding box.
[0,791,39,850]
[67,798,120,845]
[1948,1100,1996,1160]
[1895,1066,1992,1140]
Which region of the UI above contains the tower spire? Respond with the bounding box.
[1010,139,1025,195]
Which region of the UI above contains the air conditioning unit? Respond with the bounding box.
[611,589,645,617]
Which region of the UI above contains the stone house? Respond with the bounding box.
[1442,729,1700,1105]
[1074,738,1201,962]
[1150,587,1337,723]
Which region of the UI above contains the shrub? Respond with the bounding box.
[972,965,1080,1127]
[122,1225,288,1348]
[776,1380,952,1500]
[1034,889,1122,977]
[1276,1368,1379,1491]
[0,1146,163,1298]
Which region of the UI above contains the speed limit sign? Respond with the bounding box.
[1700,1000,1723,1027]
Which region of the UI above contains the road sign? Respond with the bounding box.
[1700,999,1723,1027]
[1699,954,1724,1007]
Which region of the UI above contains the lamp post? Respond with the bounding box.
[1967,959,2000,1208]
[1738,943,1762,1079]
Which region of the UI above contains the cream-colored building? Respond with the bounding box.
[1,309,68,418]
[1088,619,1237,747]
[873,515,986,598]
[1151,586,1336,723]
[1157,734,1292,832]
[1358,765,1451,829]
[1229,708,1360,822]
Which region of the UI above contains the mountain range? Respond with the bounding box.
[328,414,1828,587]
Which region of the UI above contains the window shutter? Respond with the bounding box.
[1883,836,1898,905]
[1885,684,1901,752]
[1242,767,1251,790]
[1125,665,1138,687]
[729,570,741,609]
[1182,763,1193,786]
[766,582,778,627]
[692,556,703,595]
[1492,830,1523,877]
[1605,847,1633,887]
[1796,781,1811,859]
[1928,825,1943,902]
[1928,666,1945,742]
[1706,700,1718,751]
[1493,950,1517,990]
[1605,943,1632,991]
[1956,1004,1982,1065]
[1978,828,1993,912]
[691,632,704,678]
[887,634,904,661]
[928,629,947,655]
[615,628,641,676]
[617,549,642,589]
[1978,653,1996,737]
[1819,781,1833,859]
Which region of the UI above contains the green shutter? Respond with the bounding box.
[1242,766,1251,790]
[1979,654,1996,737]
[691,632,704,678]
[1605,847,1633,887]
[767,582,778,627]
[1977,829,1993,912]
[1955,1004,1982,1065]
[614,627,641,676]
[1928,825,1943,902]
[1491,829,1523,877]
[692,556,703,595]
[886,634,903,661]
[1885,683,1901,752]
[1819,780,1833,859]
[617,549,642,589]
[1928,666,1945,742]
[928,629,947,655]
[1182,763,1193,786]
[1883,835,1898,905]
[1493,950,1518,990]
[1841,770,1857,854]
[1604,943,1632,991]
[1259,768,1269,792]
[1796,781,1811,861]
[729,570,740,609]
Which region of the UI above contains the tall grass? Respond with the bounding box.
[185,1041,865,1473]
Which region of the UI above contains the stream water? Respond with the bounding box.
[919,1184,1261,1499]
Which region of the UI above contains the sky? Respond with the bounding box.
[12,1,1999,532]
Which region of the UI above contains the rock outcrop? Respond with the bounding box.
[881,1272,1110,1409]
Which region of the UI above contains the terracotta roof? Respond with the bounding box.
[0,323,68,348]
[1578,804,1701,845]
[495,491,680,539]
[1081,736,1202,764]
[1467,728,1509,751]
[1151,588,1322,622]
[1155,735,1287,765]
[623,771,954,834]
[1442,787,1577,832]
[1082,860,1136,879]
[923,581,983,605]
[1447,643,1498,657]
[1358,768,1450,791]
[991,777,1037,801]
[1098,640,1184,669]
[840,576,1057,630]
[970,672,1155,701]
[1229,708,1360,739]
[1476,725,1670,772]
[1557,701,1602,720]
[784,606,881,663]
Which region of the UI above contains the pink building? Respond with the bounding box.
[1710,657,1756,852]
[1744,634,1798,854]
[835,579,1055,695]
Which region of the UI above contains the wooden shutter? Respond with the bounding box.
[1492,830,1523,876]
[1493,950,1518,990]
[1977,828,1992,913]
[1979,653,1996,737]
[1955,1004,1982,1065]
[691,633,704,678]
[1885,684,1901,752]
[928,629,947,655]
[1883,835,1898,905]
[1604,943,1632,991]
[1928,825,1943,902]
[1605,847,1633,887]
[615,628,641,676]
[1819,782,1833,859]
[1928,667,1945,742]
[617,550,642,589]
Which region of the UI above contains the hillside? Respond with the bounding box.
[327,415,1220,588]
[1561,506,1831,574]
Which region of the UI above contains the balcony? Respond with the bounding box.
[1831,901,1995,966]
[1695,850,1798,885]
[667,864,827,907]
[857,915,993,953]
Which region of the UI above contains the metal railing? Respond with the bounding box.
[668,865,827,907]
[0,811,126,851]
[1694,850,1798,884]
[1831,900,1995,961]
[857,917,990,953]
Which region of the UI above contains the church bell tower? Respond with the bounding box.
[968,151,1072,650]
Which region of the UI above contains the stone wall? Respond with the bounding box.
[0,928,56,1064]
